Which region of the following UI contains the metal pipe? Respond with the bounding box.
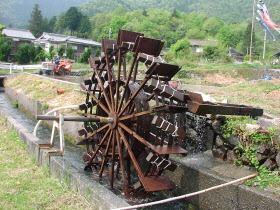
[33,105,79,136]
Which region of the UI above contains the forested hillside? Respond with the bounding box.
[0,0,91,27]
[79,0,280,23]
[2,0,280,27]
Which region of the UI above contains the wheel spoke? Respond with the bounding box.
[118,122,152,149]
[99,130,113,177]
[115,48,122,111]
[105,54,116,111]
[117,40,141,113]
[80,83,110,115]
[119,109,155,121]
[116,128,129,194]
[109,130,116,188]
[93,67,113,112]
[77,124,109,145]
[117,126,144,178]
[85,127,111,167]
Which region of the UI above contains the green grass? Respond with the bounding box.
[0,118,92,210]
[71,62,91,70]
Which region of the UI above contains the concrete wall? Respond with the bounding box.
[4,83,280,209]
[168,152,280,209]
[0,108,130,209]
[5,86,83,141]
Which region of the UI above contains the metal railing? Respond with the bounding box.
[0,62,41,74]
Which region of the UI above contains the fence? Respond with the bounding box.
[0,62,41,74]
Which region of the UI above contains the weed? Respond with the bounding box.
[41,103,49,110]
[222,116,280,188]
[12,99,18,108]
[221,116,256,139]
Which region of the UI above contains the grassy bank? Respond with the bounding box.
[4,73,85,112]
[0,117,92,209]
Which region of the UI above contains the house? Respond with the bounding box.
[188,39,218,53]
[1,28,36,59]
[271,51,280,64]
[228,47,244,62]
[35,32,101,61]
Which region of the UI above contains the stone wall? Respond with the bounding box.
[179,112,280,172]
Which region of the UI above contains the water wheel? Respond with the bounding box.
[76,29,263,194]
[76,30,189,194]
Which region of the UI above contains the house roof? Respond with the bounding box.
[188,39,218,47]
[36,32,101,46]
[272,51,280,58]
[228,47,243,56]
[2,28,36,40]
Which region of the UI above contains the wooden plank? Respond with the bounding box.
[145,62,181,79]
[139,175,175,192]
[187,101,263,116]
[117,30,143,46]
[150,145,188,155]
[132,36,164,57]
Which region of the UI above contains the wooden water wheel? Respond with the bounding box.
[76,30,190,194]
[76,30,263,194]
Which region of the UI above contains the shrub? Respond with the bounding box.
[66,46,74,59]
[79,47,92,63]
[169,37,191,59]
[57,45,65,58]
[0,36,12,62]
[15,44,32,64]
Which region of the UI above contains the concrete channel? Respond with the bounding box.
[1,75,280,209]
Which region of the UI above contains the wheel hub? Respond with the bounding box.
[108,112,118,129]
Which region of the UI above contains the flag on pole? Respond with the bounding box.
[256,17,276,41]
[257,0,280,34]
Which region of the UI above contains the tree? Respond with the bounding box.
[240,23,256,55]
[49,45,55,59]
[57,45,65,57]
[34,46,47,62]
[0,36,12,62]
[202,17,224,36]
[79,47,92,63]
[64,7,82,36]
[216,23,243,48]
[55,14,67,34]
[169,37,191,59]
[79,16,91,38]
[66,46,74,59]
[48,16,57,33]
[15,44,32,64]
[28,4,44,38]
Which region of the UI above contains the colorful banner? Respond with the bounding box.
[257,0,280,35]
[256,17,276,41]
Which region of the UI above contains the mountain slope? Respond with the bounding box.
[0,0,91,27]
[1,0,280,28]
[79,0,280,23]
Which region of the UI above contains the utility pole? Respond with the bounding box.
[249,0,256,62]
[109,28,112,39]
[263,29,267,60]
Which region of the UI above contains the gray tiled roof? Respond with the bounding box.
[2,28,36,40]
[37,32,101,46]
